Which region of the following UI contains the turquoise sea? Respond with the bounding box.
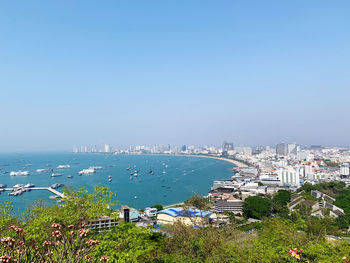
[0,153,235,214]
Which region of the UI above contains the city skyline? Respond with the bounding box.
[1,1,350,152]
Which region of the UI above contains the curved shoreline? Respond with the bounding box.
[116,153,248,168]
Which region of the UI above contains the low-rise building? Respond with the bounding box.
[87,216,118,230]
[214,199,243,215]
[119,205,139,222]
[145,207,158,217]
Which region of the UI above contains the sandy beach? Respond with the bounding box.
[123,153,249,168]
[176,154,249,168]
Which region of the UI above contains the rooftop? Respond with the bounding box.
[158,207,212,218]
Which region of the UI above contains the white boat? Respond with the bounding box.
[51,183,63,189]
[10,171,29,176]
[51,173,62,177]
[78,168,95,175]
[24,183,35,188]
[13,184,24,188]
[57,165,70,169]
[9,190,23,196]
[36,168,51,173]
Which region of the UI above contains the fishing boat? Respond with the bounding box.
[67,175,73,178]
[126,167,130,171]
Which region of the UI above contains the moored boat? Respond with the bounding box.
[10,171,29,176]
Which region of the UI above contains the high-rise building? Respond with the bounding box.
[223,141,234,151]
[340,163,350,176]
[287,143,297,154]
[181,145,187,152]
[276,143,287,155]
[222,141,234,156]
[104,144,111,153]
[278,168,300,186]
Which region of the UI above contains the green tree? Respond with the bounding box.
[93,223,164,262]
[151,204,164,211]
[184,193,210,211]
[273,190,291,206]
[243,196,271,219]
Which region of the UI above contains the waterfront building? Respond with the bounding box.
[222,141,234,156]
[104,144,111,153]
[145,207,158,218]
[234,147,252,156]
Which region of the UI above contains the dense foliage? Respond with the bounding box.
[242,196,271,219]
[2,185,350,262]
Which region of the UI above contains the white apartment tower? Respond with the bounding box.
[340,163,350,176]
[104,144,111,153]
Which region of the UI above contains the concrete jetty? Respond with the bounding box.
[2,187,65,198]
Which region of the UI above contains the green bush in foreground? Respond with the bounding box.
[2,187,350,262]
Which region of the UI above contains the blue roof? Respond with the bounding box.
[157,207,212,218]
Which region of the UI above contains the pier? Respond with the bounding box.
[2,187,65,198]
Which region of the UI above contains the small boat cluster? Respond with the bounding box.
[78,167,96,175]
[10,170,29,176]
[8,184,35,196]
[51,183,63,189]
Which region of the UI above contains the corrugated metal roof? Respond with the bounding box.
[157,207,212,218]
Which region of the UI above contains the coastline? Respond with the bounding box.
[116,153,249,168]
[181,154,249,168]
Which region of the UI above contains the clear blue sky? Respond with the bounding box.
[0,1,349,152]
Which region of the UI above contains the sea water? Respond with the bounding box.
[0,153,235,214]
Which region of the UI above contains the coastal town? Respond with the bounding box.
[67,142,350,232]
